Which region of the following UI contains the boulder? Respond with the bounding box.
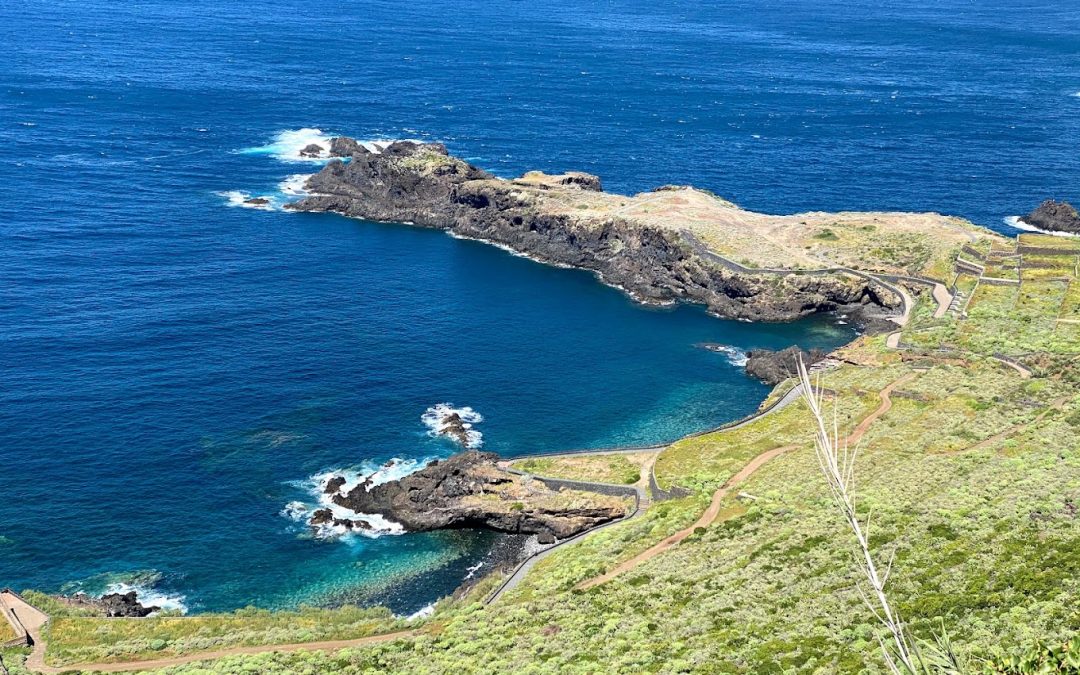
[98,591,160,618]
[744,346,826,385]
[1023,199,1080,234]
[323,476,347,494]
[299,143,324,158]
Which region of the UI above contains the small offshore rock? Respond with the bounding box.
[98,591,160,618]
[323,476,347,494]
[1024,199,1080,234]
[299,143,324,158]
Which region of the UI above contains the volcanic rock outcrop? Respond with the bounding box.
[66,591,161,618]
[325,451,628,539]
[286,139,901,323]
[1024,199,1080,235]
[744,345,826,385]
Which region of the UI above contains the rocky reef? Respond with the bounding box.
[286,139,901,324]
[1024,199,1080,234]
[64,591,160,618]
[321,451,628,539]
[744,346,826,385]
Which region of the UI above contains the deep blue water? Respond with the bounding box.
[1,0,1077,614]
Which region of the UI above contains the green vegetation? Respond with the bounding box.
[513,454,644,485]
[41,604,407,667]
[16,231,1080,673]
[0,614,16,643]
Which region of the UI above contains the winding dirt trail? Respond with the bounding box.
[575,371,918,591]
[955,395,1069,454]
[576,445,796,591]
[2,590,419,675]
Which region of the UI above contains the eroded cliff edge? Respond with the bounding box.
[286,139,904,325]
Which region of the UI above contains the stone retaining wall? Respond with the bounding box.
[0,590,30,648]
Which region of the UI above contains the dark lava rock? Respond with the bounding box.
[1023,199,1080,234]
[329,136,368,157]
[439,412,472,447]
[98,591,160,618]
[744,346,826,385]
[243,197,271,206]
[285,137,897,323]
[557,172,602,191]
[323,476,347,494]
[299,143,324,158]
[308,508,372,532]
[537,532,556,545]
[332,450,624,538]
[310,508,335,525]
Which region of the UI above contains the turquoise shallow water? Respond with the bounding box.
[1,0,1076,614]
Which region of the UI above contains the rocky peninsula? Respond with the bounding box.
[319,451,629,540]
[282,139,982,326]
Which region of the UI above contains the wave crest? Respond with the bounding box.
[421,404,484,448]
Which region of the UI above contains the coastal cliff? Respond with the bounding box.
[287,140,903,325]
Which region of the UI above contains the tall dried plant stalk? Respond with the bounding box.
[796,358,919,674]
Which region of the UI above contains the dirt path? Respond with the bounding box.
[846,373,917,447]
[575,445,796,591]
[575,371,918,591]
[991,355,1033,379]
[956,395,1069,454]
[2,590,419,675]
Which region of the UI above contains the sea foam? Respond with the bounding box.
[237,128,428,163]
[702,344,749,367]
[216,190,276,210]
[283,458,437,541]
[238,128,336,163]
[1004,215,1079,238]
[103,582,188,615]
[421,403,484,448]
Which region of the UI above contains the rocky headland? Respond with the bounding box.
[1023,199,1080,235]
[318,451,629,540]
[286,139,912,326]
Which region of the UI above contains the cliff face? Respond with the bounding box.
[287,139,900,324]
[324,451,627,539]
[1024,199,1080,235]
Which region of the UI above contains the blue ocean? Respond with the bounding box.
[1,0,1077,614]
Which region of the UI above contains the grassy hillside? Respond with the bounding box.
[10,231,1080,674]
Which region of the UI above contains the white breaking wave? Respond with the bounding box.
[421,403,484,448]
[283,458,438,541]
[102,582,188,615]
[1004,215,1079,238]
[237,128,428,163]
[704,344,749,367]
[238,128,335,163]
[405,603,436,621]
[463,561,485,580]
[216,190,276,210]
[279,173,315,197]
[216,174,315,212]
